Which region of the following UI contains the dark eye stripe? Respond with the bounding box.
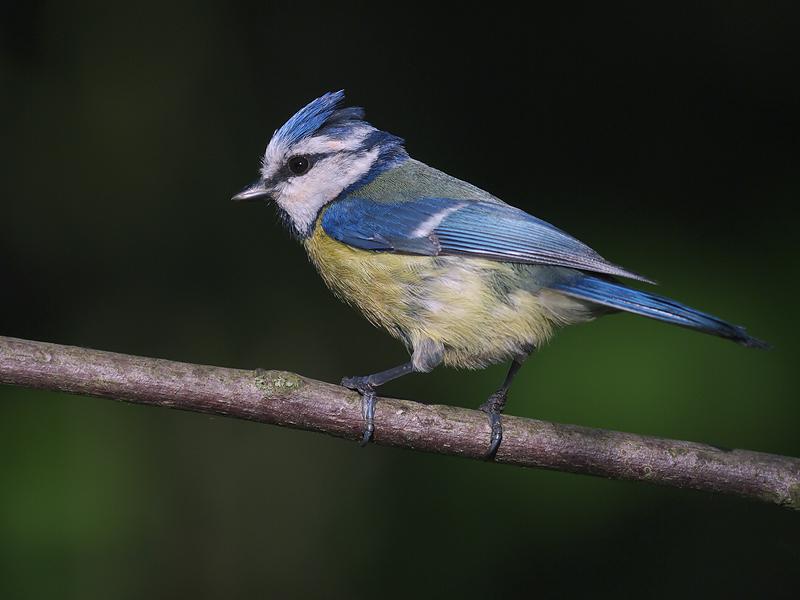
[263,152,334,189]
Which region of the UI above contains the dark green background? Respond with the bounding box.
[2,2,799,598]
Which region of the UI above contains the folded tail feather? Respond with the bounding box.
[550,276,769,349]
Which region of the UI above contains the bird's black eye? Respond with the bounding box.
[287,155,310,175]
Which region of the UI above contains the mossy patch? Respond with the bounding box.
[253,369,304,397]
[667,447,691,459]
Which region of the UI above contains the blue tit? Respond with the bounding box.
[233,90,767,458]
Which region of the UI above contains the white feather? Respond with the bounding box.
[410,204,464,238]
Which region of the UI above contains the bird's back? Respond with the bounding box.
[349,158,504,206]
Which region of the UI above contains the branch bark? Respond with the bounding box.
[1,335,798,510]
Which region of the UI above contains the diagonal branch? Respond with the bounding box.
[1,335,798,510]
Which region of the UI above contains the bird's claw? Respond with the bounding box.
[341,375,377,446]
[480,390,507,460]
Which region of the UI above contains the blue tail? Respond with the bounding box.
[551,276,769,348]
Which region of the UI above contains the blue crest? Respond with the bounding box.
[273,90,366,147]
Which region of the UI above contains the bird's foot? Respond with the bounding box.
[341,375,377,446]
[479,390,508,460]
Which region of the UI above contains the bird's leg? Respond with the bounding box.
[480,346,534,460]
[341,362,414,446]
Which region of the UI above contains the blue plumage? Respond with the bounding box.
[550,276,768,348]
[272,89,356,148]
[322,195,652,282]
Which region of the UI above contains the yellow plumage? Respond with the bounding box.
[305,217,594,370]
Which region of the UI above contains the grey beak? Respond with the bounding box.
[232,180,271,202]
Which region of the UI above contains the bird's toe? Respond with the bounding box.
[480,390,508,460]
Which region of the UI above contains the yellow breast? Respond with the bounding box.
[304,221,572,368]
[304,223,425,341]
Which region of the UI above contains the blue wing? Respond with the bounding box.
[321,195,653,283]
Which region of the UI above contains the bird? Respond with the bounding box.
[233,90,767,458]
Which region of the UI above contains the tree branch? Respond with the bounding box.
[1,335,798,510]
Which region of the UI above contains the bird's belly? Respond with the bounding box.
[305,227,590,368]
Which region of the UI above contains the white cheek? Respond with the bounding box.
[276,148,379,234]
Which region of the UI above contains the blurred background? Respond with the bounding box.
[1,1,799,598]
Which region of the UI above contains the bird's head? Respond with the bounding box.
[233,90,407,237]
